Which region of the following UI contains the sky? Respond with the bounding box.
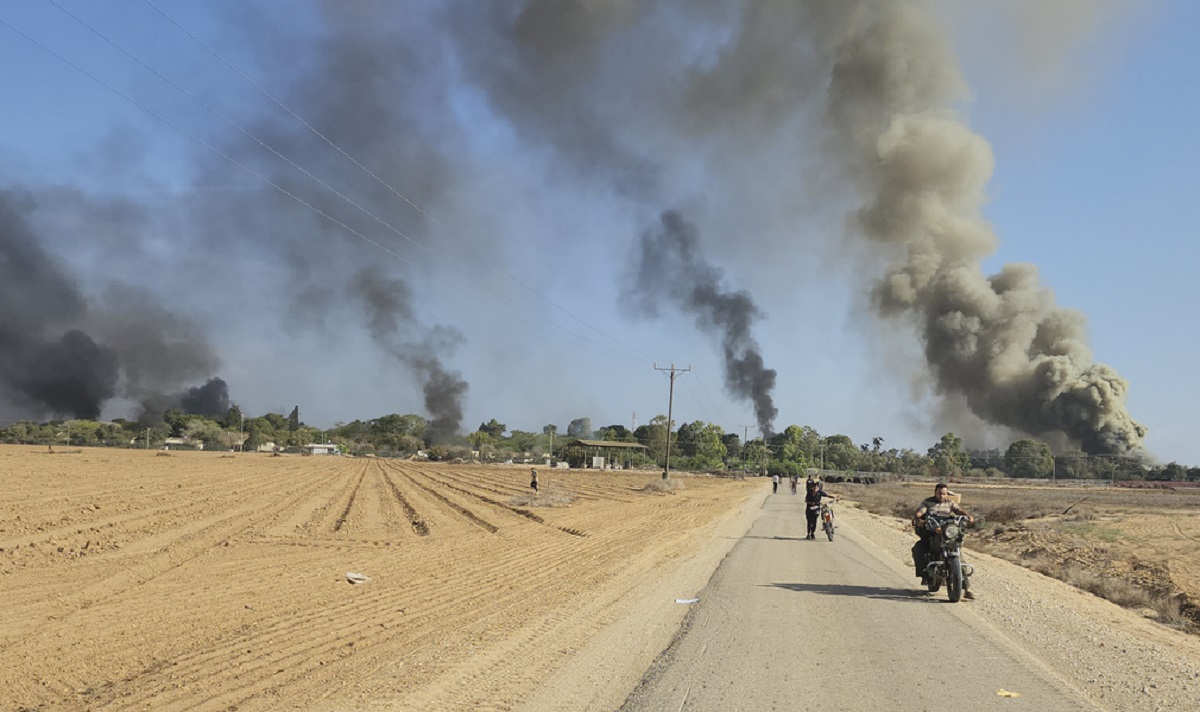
[0,0,1197,465]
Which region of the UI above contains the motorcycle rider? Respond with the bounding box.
[804,479,836,539]
[912,483,974,598]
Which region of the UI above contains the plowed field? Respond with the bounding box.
[0,446,758,711]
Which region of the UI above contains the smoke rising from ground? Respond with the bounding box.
[0,1,1146,454]
[472,0,1144,455]
[0,191,223,422]
[821,3,1146,455]
[625,211,778,436]
[351,267,468,443]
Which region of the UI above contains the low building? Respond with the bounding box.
[561,439,649,469]
[304,442,340,455]
[163,437,202,451]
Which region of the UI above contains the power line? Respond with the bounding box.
[16,4,644,363]
[138,0,653,363]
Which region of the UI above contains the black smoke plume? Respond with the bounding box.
[351,266,467,443]
[0,190,227,422]
[625,211,778,436]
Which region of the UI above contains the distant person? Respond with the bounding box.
[804,480,837,539]
[530,468,538,494]
[771,473,780,494]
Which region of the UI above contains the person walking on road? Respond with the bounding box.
[771,473,780,494]
[530,468,539,494]
[804,480,836,539]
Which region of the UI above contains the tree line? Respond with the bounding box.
[2,409,1195,481]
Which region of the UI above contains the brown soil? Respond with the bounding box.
[844,481,1200,629]
[0,446,759,711]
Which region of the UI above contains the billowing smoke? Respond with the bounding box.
[821,4,1146,455]
[2,1,1144,455]
[351,266,468,443]
[625,211,778,436]
[459,0,1144,454]
[178,378,231,419]
[0,191,224,422]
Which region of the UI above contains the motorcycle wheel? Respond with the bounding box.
[824,517,834,541]
[926,568,940,593]
[947,558,963,602]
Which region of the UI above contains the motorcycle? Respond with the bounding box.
[920,513,973,602]
[820,502,835,541]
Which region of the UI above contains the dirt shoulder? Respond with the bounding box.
[838,504,1200,710]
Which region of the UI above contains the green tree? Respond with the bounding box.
[1149,462,1188,482]
[681,421,726,470]
[1004,439,1053,478]
[928,433,969,478]
[163,408,189,437]
[222,404,244,431]
[597,424,631,441]
[477,419,507,439]
[772,425,813,466]
[505,429,537,453]
[640,415,672,465]
[467,431,494,450]
[822,434,859,471]
[288,406,301,432]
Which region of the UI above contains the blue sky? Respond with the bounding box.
[0,1,1196,465]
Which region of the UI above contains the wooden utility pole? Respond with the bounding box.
[654,363,691,480]
[738,425,753,473]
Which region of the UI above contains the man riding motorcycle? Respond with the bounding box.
[913,483,974,599]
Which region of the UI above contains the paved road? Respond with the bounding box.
[621,492,1098,711]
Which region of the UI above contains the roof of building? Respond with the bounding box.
[566,439,648,450]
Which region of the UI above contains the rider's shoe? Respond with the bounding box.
[963,589,975,600]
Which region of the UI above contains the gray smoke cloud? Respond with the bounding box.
[351,266,468,443]
[458,0,1144,455]
[820,3,1146,455]
[2,0,1144,455]
[177,0,474,433]
[0,191,223,421]
[624,211,778,436]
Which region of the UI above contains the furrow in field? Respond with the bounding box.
[406,466,588,537]
[392,469,500,534]
[0,466,337,659]
[92,528,595,709]
[381,468,430,536]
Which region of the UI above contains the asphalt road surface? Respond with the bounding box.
[620,492,1099,711]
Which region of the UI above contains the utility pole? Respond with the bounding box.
[739,425,753,473]
[654,363,691,480]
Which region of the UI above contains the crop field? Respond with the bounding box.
[0,446,759,711]
[843,481,1200,630]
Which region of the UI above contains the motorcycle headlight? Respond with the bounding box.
[943,524,960,540]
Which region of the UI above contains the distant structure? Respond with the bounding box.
[561,439,648,470]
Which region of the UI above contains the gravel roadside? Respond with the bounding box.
[839,504,1200,711]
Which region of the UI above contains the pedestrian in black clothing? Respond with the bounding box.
[804,480,836,539]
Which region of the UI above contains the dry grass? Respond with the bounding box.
[640,477,686,494]
[508,483,578,508]
[842,481,1200,634]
